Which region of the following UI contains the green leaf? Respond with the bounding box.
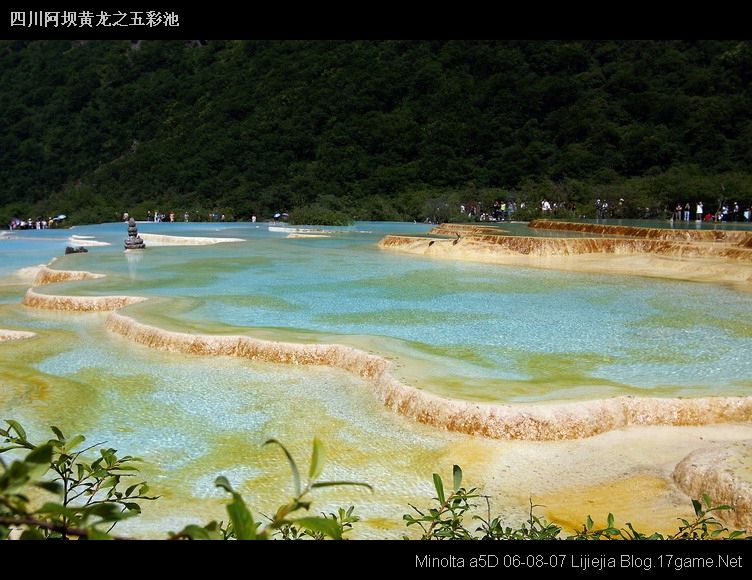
[34,481,63,494]
[3,461,31,493]
[692,499,702,517]
[38,502,76,518]
[25,444,52,465]
[0,445,24,453]
[102,449,117,468]
[110,464,139,472]
[607,513,614,528]
[215,476,234,493]
[586,515,594,530]
[452,464,462,492]
[84,503,123,520]
[5,420,27,440]
[433,473,445,504]
[173,525,212,540]
[50,426,64,441]
[309,437,325,481]
[20,529,45,540]
[66,434,85,451]
[311,480,373,491]
[702,492,712,508]
[24,445,53,480]
[226,492,256,540]
[100,476,120,489]
[291,516,343,540]
[264,439,301,497]
[123,502,141,513]
[87,528,113,540]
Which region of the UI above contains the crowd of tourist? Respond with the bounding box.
[671,201,751,223]
[142,210,258,223]
[8,216,63,230]
[456,196,752,223]
[461,200,520,221]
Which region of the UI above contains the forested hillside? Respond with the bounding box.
[2,39,752,224]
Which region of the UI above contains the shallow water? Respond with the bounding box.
[1,220,751,536]
[13,221,750,400]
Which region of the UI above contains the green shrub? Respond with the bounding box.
[1,420,748,540]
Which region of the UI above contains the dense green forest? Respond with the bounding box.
[1,39,752,226]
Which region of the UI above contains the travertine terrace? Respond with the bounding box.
[379,221,752,289]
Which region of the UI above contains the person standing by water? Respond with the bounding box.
[683,203,690,221]
[696,201,703,222]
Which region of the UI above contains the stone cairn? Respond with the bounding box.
[124,217,146,250]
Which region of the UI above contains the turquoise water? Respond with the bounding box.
[2,221,752,402]
[0,229,79,277]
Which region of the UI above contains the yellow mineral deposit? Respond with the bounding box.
[31,265,106,286]
[428,223,506,236]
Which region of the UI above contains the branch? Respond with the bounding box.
[0,515,132,541]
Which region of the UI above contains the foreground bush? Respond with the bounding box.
[1,421,747,540]
[405,464,748,540]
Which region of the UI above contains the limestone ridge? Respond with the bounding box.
[379,223,752,290]
[103,312,752,441]
[673,442,752,530]
[528,220,752,245]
